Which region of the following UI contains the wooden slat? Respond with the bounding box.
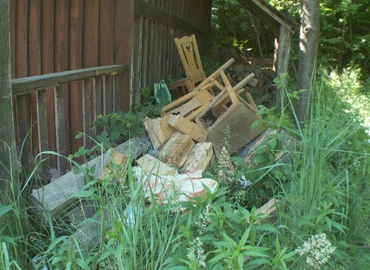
[54,0,70,172]
[82,78,92,149]
[69,0,84,155]
[28,0,41,157]
[94,76,103,123]
[54,85,68,172]
[15,0,30,168]
[99,0,114,114]
[42,0,56,167]
[12,65,125,95]
[114,0,134,111]
[135,0,205,36]
[133,15,143,105]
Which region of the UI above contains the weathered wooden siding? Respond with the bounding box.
[132,0,212,104]
[8,0,212,171]
[10,0,134,168]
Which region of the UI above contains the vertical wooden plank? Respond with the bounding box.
[0,0,19,195]
[114,0,135,111]
[141,18,149,90]
[69,0,84,155]
[28,0,41,158]
[41,0,56,167]
[82,78,92,149]
[15,0,30,169]
[10,0,16,79]
[54,0,70,172]
[54,85,68,172]
[10,0,19,146]
[94,76,103,124]
[99,0,114,114]
[83,0,100,135]
[133,15,143,104]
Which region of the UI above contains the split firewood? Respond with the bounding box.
[136,154,176,176]
[144,116,176,150]
[182,142,213,172]
[246,198,279,224]
[167,115,207,142]
[99,149,128,180]
[159,131,195,168]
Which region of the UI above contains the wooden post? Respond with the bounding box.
[275,25,292,109]
[0,0,19,201]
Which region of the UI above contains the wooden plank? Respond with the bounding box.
[15,0,30,169]
[137,154,176,176]
[54,85,68,173]
[182,142,213,172]
[135,0,205,38]
[42,0,56,167]
[159,131,195,168]
[99,0,114,114]
[28,0,41,156]
[82,78,92,149]
[54,0,70,172]
[167,115,207,142]
[104,75,114,115]
[93,76,103,123]
[141,18,149,89]
[275,25,292,108]
[69,0,84,155]
[114,0,134,111]
[133,15,143,105]
[143,116,176,150]
[12,65,125,95]
[0,0,19,194]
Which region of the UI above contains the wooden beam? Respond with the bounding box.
[0,0,19,200]
[275,25,292,108]
[135,0,205,36]
[11,65,127,95]
[237,0,294,33]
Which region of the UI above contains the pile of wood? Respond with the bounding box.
[225,60,277,106]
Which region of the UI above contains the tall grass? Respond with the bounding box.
[274,72,370,253]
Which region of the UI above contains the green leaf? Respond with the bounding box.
[251,119,262,130]
[231,156,246,167]
[253,154,267,165]
[0,205,12,218]
[267,139,278,149]
[75,132,84,139]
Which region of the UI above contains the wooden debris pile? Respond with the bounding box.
[225,60,277,106]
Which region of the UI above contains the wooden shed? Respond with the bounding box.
[0,0,293,177]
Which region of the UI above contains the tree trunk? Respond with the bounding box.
[296,0,320,123]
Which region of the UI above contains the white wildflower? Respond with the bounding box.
[296,233,336,269]
[187,237,206,268]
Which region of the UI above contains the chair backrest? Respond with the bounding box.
[175,35,207,87]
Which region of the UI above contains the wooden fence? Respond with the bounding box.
[9,0,134,170]
[132,0,212,103]
[8,0,212,173]
[12,66,128,172]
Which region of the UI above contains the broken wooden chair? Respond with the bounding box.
[168,34,207,95]
[194,70,265,154]
[161,58,257,123]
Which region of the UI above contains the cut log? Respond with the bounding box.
[144,116,176,150]
[167,115,207,142]
[247,198,279,224]
[99,149,129,180]
[182,142,213,172]
[137,154,176,176]
[159,131,195,168]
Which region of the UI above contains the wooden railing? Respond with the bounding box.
[11,65,127,173]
